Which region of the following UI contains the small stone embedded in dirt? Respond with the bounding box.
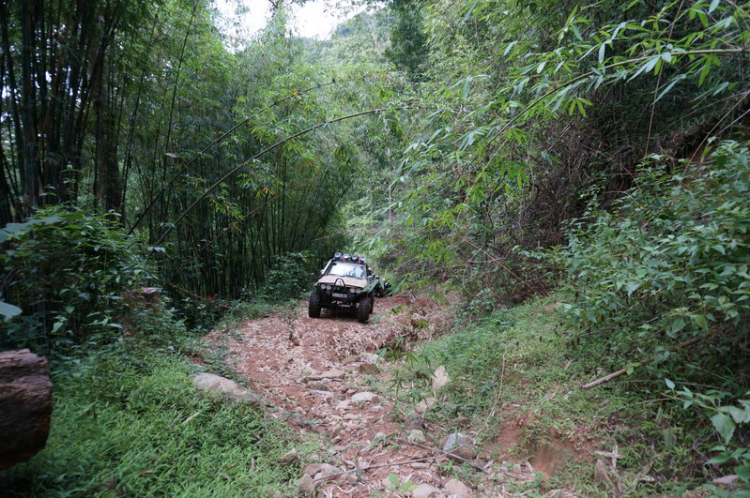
[360,352,381,363]
[305,369,345,381]
[432,366,451,392]
[441,433,478,461]
[335,400,350,410]
[306,381,330,391]
[411,462,428,468]
[371,404,384,412]
[358,363,381,375]
[351,391,379,404]
[411,483,444,498]
[278,448,299,466]
[191,373,260,405]
[406,429,427,443]
[405,411,426,429]
[310,390,333,399]
[326,425,343,438]
[712,474,739,486]
[416,397,438,414]
[298,473,316,495]
[304,463,341,480]
[445,478,471,497]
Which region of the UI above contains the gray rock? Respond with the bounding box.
[445,478,471,497]
[298,473,316,495]
[307,381,330,391]
[416,397,438,414]
[305,369,345,381]
[304,463,341,480]
[351,391,379,404]
[713,474,739,486]
[442,433,478,461]
[406,429,427,443]
[278,448,299,466]
[432,366,450,392]
[358,363,381,375]
[360,352,381,363]
[411,483,444,498]
[335,400,350,410]
[192,373,260,405]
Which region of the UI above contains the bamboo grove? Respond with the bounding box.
[0,0,399,302]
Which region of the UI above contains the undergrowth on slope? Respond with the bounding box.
[0,348,303,497]
[388,291,745,495]
[557,140,750,492]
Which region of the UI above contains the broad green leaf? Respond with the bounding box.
[691,313,709,332]
[0,301,22,321]
[711,413,735,444]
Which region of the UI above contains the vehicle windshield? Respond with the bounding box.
[326,262,366,279]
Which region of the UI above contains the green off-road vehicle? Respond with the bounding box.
[308,252,377,323]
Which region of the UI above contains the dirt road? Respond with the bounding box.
[204,294,540,497]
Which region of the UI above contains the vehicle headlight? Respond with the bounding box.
[322,284,330,290]
[350,287,360,294]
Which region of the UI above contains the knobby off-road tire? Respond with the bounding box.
[308,290,322,318]
[357,297,371,323]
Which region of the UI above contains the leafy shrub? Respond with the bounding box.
[561,140,750,362]
[256,251,316,300]
[559,139,750,485]
[0,206,152,356]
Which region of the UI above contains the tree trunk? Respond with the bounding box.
[0,349,53,470]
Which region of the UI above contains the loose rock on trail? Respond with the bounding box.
[203,294,551,497]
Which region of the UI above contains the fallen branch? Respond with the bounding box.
[581,336,702,390]
[394,437,485,471]
[313,456,436,483]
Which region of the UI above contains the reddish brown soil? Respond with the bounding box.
[203,294,571,497]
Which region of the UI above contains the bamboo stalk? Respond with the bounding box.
[581,336,702,390]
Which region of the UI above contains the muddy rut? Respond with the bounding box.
[204,295,547,497]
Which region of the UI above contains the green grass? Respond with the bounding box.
[382,293,723,496]
[0,349,304,497]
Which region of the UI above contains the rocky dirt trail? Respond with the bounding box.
[204,295,548,497]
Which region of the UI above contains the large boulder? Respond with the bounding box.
[0,349,53,470]
[192,373,260,406]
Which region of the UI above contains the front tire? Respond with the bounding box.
[357,297,371,323]
[309,290,322,318]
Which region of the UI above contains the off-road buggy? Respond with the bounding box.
[308,252,378,323]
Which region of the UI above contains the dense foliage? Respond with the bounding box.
[0,207,151,356]
[2,0,750,493]
[560,140,750,487]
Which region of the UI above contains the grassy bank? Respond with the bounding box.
[386,294,737,496]
[0,345,303,497]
